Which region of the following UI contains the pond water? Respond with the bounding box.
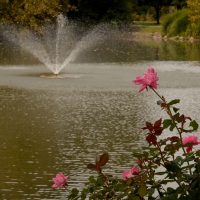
[1,33,200,199]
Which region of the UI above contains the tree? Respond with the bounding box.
[67,0,134,23]
[172,0,187,10]
[136,0,173,24]
[0,0,76,31]
[187,0,200,37]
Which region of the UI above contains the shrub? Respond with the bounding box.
[187,24,200,39]
[162,9,189,37]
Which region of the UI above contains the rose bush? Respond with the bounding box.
[52,68,200,200]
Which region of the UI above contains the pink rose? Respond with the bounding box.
[182,135,200,153]
[122,166,139,180]
[52,173,69,188]
[132,67,159,92]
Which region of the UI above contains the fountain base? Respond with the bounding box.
[40,74,65,79]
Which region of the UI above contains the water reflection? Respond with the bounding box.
[0,85,147,199]
[1,35,200,65]
[1,37,200,199]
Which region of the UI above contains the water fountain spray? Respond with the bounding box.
[1,14,113,77]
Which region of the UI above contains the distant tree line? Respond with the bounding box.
[0,0,75,31]
[0,0,189,31]
[68,0,188,24]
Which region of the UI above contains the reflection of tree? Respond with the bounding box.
[0,41,40,65]
[160,41,200,61]
[154,47,159,60]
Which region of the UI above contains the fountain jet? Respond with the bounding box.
[1,14,111,75]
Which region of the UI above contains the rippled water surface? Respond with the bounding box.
[1,37,200,199]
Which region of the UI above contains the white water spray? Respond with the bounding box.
[1,14,110,75]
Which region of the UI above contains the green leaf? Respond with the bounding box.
[71,188,79,196]
[174,156,183,164]
[172,107,179,113]
[167,187,175,194]
[167,99,180,106]
[138,184,147,197]
[128,194,141,200]
[181,155,195,163]
[179,197,188,200]
[168,194,178,200]
[169,123,176,131]
[126,178,133,185]
[115,183,125,191]
[88,176,95,181]
[96,177,104,186]
[165,161,180,173]
[161,179,175,184]
[182,173,197,179]
[173,112,180,119]
[148,187,155,196]
[189,120,199,131]
[191,179,198,189]
[181,163,195,170]
[196,150,200,156]
[197,161,200,173]
[163,119,172,129]
[89,186,94,193]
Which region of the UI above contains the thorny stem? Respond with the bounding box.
[156,143,165,163]
[151,87,192,174]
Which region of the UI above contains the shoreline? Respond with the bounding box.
[123,31,199,43]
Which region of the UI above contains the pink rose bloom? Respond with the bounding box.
[182,135,200,153]
[52,173,69,188]
[122,166,139,180]
[132,68,159,92]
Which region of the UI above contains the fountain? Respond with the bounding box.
[0,14,112,78]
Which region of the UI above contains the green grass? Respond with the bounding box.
[133,21,158,26]
[132,21,162,33]
[139,26,162,33]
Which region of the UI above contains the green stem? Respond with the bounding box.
[150,87,163,100]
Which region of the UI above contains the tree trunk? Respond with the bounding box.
[154,6,160,24]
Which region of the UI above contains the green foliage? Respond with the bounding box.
[136,0,173,24]
[0,0,75,31]
[172,0,187,10]
[162,9,189,37]
[68,0,134,23]
[138,26,162,33]
[186,24,200,39]
[187,0,200,38]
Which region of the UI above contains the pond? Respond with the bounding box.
[1,30,200,199]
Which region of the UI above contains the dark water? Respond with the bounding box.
[1,33,200,199]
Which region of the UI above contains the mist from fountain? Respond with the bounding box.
[1,14,114,75]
